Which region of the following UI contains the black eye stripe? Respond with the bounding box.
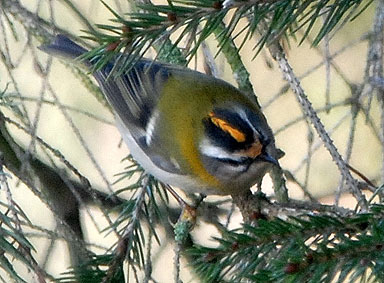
[203,118,240,151]
[217,157,253,166]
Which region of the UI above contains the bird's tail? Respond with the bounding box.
[39,35,89,65]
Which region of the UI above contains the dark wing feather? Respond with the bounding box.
[95,61,184,174]
[94,60,169,129]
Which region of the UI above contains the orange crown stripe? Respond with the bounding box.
[209,113,246,143]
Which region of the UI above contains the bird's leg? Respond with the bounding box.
[165,186,206,243]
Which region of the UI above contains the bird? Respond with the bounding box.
[39,34,279,196]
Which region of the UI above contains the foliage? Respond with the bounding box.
[83,0,372,74]
[190,207,384,282]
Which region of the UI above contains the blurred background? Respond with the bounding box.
[0,0,381,281]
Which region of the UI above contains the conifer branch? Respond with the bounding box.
[81,0,370,76]
[268,43,369,211]
[188,204,384,282]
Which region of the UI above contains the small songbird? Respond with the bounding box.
[39,35,279,196]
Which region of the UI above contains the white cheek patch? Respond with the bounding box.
[200,139,250,173]
[200,138,232,159]
[199,138,247,164]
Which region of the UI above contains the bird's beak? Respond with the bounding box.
[259,153,279,167]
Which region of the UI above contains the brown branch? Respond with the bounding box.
[232,190,352,223]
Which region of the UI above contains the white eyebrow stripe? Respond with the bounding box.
[237,108,261,139]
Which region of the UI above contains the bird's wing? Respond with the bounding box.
[95,61,187,175]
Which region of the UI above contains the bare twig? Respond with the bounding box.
[364,0,384,183]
